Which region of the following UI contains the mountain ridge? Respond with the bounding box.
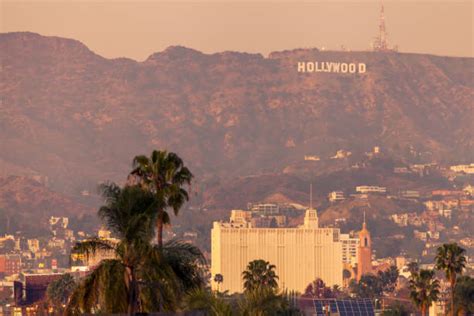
[1,32,473,200]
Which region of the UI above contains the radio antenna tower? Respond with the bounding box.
[373,3,397,52]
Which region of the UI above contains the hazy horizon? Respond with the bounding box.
[1,1,473,61]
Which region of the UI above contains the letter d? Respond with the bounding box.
[358,63,367,73]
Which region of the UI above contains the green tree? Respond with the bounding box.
[303,278,334,298]
[435,243,467,316]
[381,302,409,316]
[242,260,279,292]
[238,288,301,316]
[350,274,383,299]
[409,269,440,316]
[66,184,205,315]
[378,266,399,294]
[130,150,193,248]
[184,288,232,316]
[407,262,419,276]
[46,273,76,311]
[453,275,474,315]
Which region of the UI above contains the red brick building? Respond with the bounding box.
[0,254,21,277]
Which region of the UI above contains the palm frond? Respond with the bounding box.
[162,239,207,292]
[66,259,128,314]
[72,238,116,261]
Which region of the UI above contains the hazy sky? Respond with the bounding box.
[1,1,473,60]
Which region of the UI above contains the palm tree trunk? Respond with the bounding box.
[125,266,137,316]
[451,275,456,316]
[421,304,426,316]
[157,213,163,248]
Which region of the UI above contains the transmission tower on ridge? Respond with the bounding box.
[372,3,397,52]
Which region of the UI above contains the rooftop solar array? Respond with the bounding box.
[309,299,375,316]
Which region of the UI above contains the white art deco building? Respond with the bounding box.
[211,208,343,293]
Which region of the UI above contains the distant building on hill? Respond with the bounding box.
[356,186,387,194]
[247,203,279,215]
[328,191,345,202]
[399,190,420,199]
[304,155,320,161]
[431,190,464,197]
[450,163,474,174]
[211,207,343,293]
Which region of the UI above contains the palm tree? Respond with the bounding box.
[130,150,193,248]
[409,269,440,316]
[435,243,467,316]
[242,259,279,292]
[66,183,205,315]
[214,273,224,292]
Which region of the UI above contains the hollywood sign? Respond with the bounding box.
[297,61,367,74]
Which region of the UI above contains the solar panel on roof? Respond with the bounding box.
[305,298,375,316]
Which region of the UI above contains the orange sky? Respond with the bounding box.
[1,1,473,61]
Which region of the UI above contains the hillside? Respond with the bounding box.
[0,176,94,234]
[1,32,473,204]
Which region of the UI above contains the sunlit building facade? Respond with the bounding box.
[211,208,343,293]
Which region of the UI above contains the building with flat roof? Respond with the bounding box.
[0,254,21,277]
[211,208,343,293]
[450,163,474,174]
[14,272,64,306]
[247,203,280,215]
[328,191,345,202]
[356,186,387,194]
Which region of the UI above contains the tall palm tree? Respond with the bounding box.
[409,269,440,316]
[130,150,193,248]
[66,183,205,315]
[242,259,279,292]
[435,243,467,316]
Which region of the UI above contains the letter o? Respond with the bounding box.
[349,64,356,73]
[341,63,348,73]
[307,62,315,72]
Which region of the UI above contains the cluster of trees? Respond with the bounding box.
[408,243,471,316]
[61,150,204,314]
[38,149,474,315]
[184,260,300,315]
[349,266,399,299]
[41,150,300,315]
[302,278,343,299]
